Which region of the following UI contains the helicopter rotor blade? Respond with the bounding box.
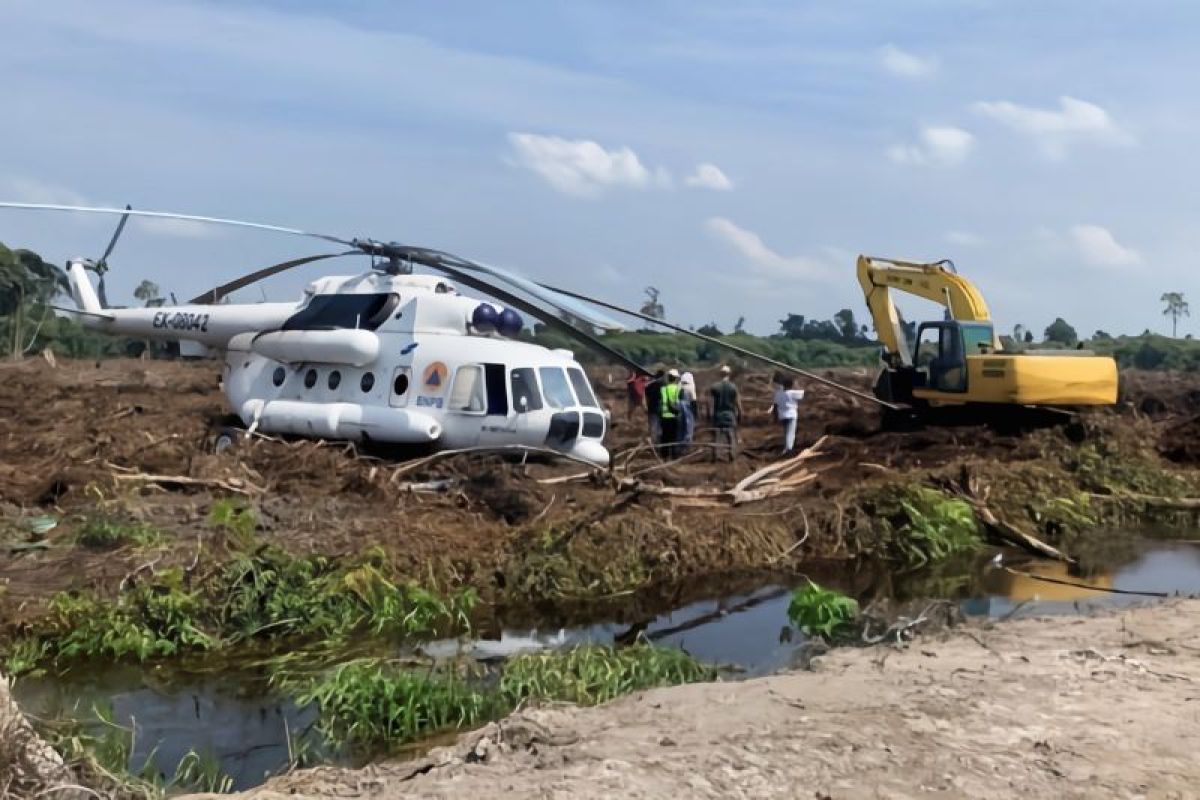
[0,202,355,248]
[539,283,899,409]
[189,251,360,305]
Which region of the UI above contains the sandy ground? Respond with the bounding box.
[187,600,1200,800]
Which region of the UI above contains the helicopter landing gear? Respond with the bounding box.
[212,425,246,454]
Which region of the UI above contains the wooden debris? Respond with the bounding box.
[111,471,263,496]
[606,437,829,507]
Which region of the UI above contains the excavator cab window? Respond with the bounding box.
[914,322,967,393]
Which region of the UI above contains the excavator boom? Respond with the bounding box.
[857,255,998,366]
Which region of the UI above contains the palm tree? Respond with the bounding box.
[1162,292,1190,338]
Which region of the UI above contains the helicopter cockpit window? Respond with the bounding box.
[538,367,576,409]
[448,365,487,413]
[282,293,397,332]
[510,368,543,412]
[566,368,599,408]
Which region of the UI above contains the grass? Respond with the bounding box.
[295,661,502,749]
[75,516,163,548]
[296,643,716,751]
[208,497,258,550]
[5,547,476,675]
[39,578,215,664]
[214,549,477,643]
[499,643,717,706]
[787,580,858,639]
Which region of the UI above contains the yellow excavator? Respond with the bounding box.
[857,255,1118,412]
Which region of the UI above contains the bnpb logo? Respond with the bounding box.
[422,361,448,391]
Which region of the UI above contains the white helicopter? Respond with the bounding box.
[0,202,669,467]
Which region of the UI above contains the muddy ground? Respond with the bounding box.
[185,599,1200,800]
[1,357,1200,628]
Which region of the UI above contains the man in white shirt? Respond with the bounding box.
[768,375,806,454]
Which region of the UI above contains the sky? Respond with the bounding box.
[1,0,1197,338]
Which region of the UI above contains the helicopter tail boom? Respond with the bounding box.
[68,261,103,314]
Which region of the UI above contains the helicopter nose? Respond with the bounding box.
[567,439,609,467]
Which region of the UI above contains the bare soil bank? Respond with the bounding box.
[193,600,1200,800]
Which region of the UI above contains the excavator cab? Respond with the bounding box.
[912,321,997,394]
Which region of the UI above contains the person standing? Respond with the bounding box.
[768,375,806,455]
[644,368,665,443]
[708,365,742,461]
[659,369,682,457]
[678,371,698,455]
[625,369,648,422]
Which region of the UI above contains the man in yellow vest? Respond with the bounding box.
[659,368,682,457]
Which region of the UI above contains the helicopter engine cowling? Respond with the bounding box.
[250,329,380,367]
[240,399,441,443]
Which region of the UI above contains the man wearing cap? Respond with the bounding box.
[708,365,743,462]
[659,368,682,457]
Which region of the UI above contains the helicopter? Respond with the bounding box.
[1,202,894,469]
[0,202,680,467]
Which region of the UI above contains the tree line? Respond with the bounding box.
[2,241,1197,370]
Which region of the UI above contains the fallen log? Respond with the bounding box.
[969,500,1075,563]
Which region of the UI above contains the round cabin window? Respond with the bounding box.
[361,372,375,393]
[272,367,286,387]
[304,369,318,389]
[393,373,409,396]
[328,370,342,390]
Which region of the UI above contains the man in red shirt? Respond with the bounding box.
[625,369,648,421]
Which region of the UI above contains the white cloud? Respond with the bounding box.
[1069,224,1143,268]
[879,44,938,79]
[705,217,829,281]
[972,96,1134,157]
[944,230,984,247]
[888,126,974,167]
[684,163,733,191]
[1,176,89,206]
[507,132,667,197]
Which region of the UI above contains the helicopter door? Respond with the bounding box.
[483,363,509,416]
[389,367,412,407]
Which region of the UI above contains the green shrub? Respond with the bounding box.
[787,580,858,638]
[888,487,982,568]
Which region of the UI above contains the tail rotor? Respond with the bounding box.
[89,204,132,308]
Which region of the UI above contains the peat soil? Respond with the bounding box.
[1,357,1199,628]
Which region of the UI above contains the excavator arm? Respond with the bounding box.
[856,255,999,366]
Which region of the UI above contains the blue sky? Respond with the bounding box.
[1,0,1196,338]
